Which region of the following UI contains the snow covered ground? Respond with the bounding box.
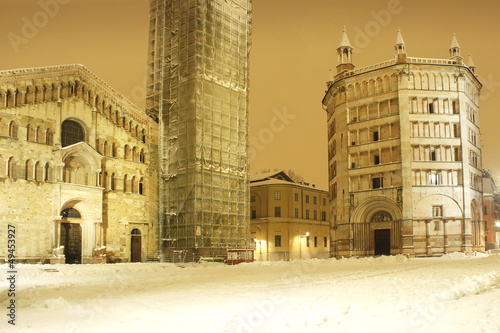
[1,253,500,333]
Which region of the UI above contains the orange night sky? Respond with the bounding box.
[1,0,500,189]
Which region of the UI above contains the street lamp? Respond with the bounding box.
[299,232,310,259]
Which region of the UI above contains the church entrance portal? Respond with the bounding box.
[374,229,391,256]
[60,223,82,264]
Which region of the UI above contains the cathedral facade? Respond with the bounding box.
[323,28,485,258]
[0,64,159,264]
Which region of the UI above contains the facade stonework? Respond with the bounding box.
[323,29,485,258]
[250,171,330,260]
[0,64,159,264]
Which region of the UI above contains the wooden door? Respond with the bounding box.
[131,235,142,262]
[374,229,391,256]
[60,223,82,264]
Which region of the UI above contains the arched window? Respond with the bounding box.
[46,129,54,145]
[103,141,108,156]
[124,174,129,192]
[124,145,131,160]
[61,119,84,147]
[140,149,145,163]
[139,177,144,195]
[44,163,51,182]
[27,124,36,142]
[112,143,118,157]
[111,172,116,190]
[132,176,137,193]
[141,129,146,143]
[25,160,33,180]
[61,208,81,218]
[37,126,45,144]
[131,228,141,235]
[132,147,137,161]
[8,157,17,179]
[35,161,43,181]
[9,121,17,139]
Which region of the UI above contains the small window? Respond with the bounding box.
[373,131,379,141]
[251,210,256,219]
[428,173,441,185]
[251,195,256,202]
[374,155,380,165]
[484,206,487,215]
[295,208,299,218]
[323,198,326,206]
[313,196,317,205]
[274,207,281,217]
[434,221,440,231]
[314,210,317,220]
[429,103,434,113]
[431,151,436,161]
[306,209,309,219]
[274,191,281,200]
[372,177,383,189]
[314,236,318,247]
[294,193,299,202]
[432,205,443,217]
[305,195,309,203]
[275,235,281,247]
[324,237,328,247]
[306,236,310,247]
[322,211,326,221]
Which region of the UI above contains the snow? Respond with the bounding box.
[1,254,500,333]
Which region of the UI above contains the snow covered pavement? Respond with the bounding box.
[1,253,500,333]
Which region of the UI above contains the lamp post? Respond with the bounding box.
[299,232,309,259]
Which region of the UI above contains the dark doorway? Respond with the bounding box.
[131,229,142,262]
[60,223,82,264]
[374,229,391,256]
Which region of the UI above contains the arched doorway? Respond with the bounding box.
[60,208,82,264]
[131,229,142,262]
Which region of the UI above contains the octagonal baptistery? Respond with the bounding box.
[322,28,485,258]
[0,64,159,264]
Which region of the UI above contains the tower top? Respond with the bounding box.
[338,26,352,48]
[468,54,476,74]
[395,28,405,45]
[449,33,462,60]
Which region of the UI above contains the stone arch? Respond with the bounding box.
[6,89,15,107]
[35,161,43,181]
[422,73,429,89]
[354,83,361,99]
[443,74,450,91]
[26,86,35,104]
[61,118,87,147]
[37,126,45,144]
[25,159,33,180]
[382,75,390,92]
[414,72,421,90]
[8,157,17,179]
[43,83,52,102]
[139,177,145,195]
[368,79,375,95]
[9,121,18,139]
[44,162,53,182]
[350,196,402,223]
[414,193,464,219]
[375,77,383,94]
[390,73,398,91]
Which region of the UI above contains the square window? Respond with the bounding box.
[275,235,281,247]
[275,207,281,217]
[274,191,281,200]
[432,205,443,217]
[372,177,383,189]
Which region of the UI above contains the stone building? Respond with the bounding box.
[482,170,498,250]
[322,28,485,258]
[146,0,253,261]
[250,171,330,260]
[0,64,159,264]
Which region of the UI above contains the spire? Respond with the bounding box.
[468,54,476,74]
[449,33,461,59]
[327,68,334,88]
[396,28,405,45]
[395,28,406,56]
[338,25,352,48]
[336,26,354,74]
